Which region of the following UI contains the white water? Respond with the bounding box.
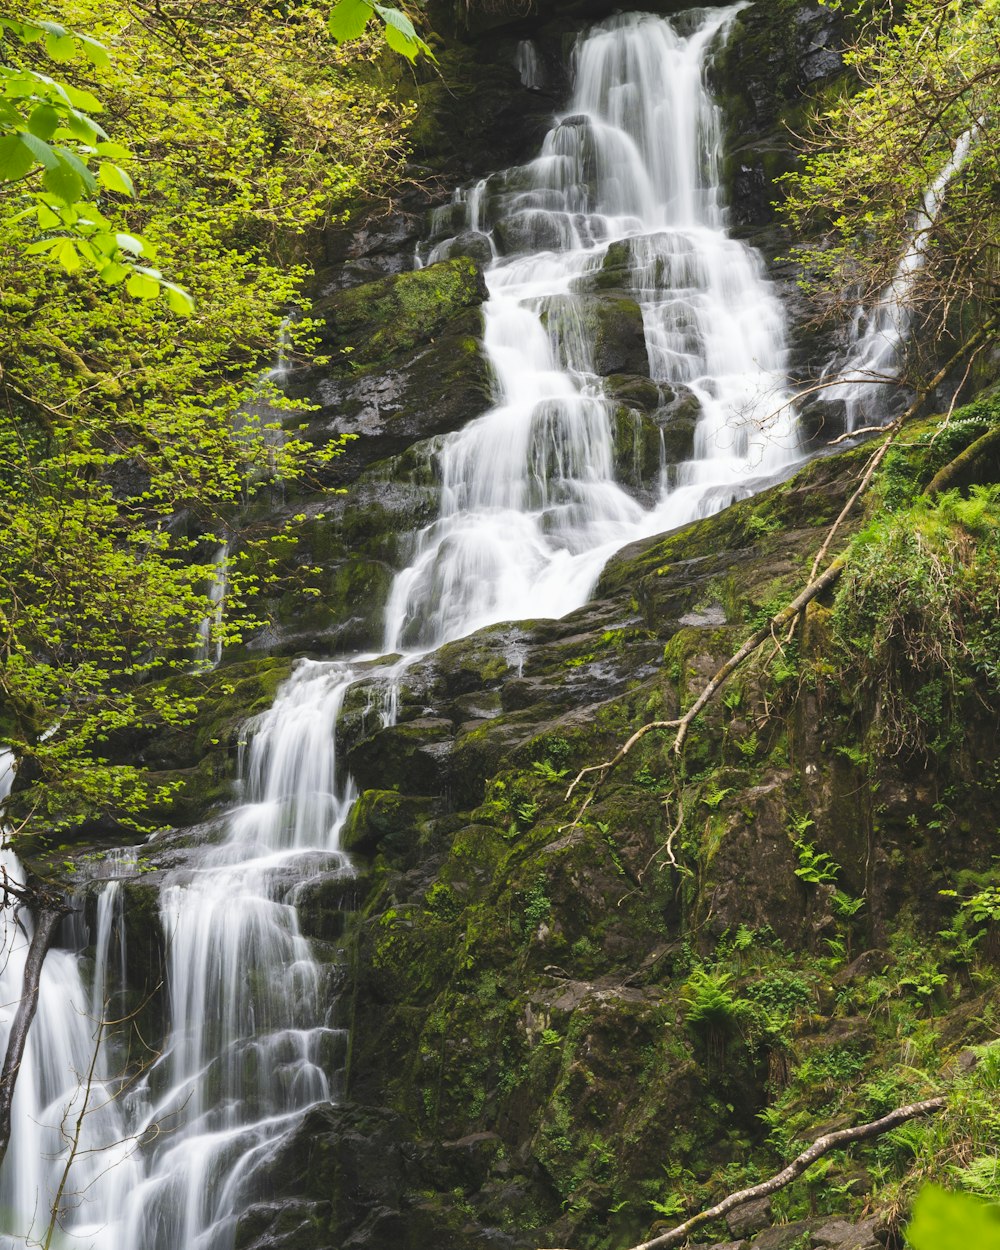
[822,128,974,431]
[0,758,142,1250]
[396,5,799,650]
[0,9,803,1247]
[194,544,229,670]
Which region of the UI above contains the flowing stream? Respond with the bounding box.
[0,7,804,1246]
[822,127,975,431]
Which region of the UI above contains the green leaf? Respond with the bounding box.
[25,236,65,255]
[45,31,78,63]
[18,130,61,170]
[64,108,105,142]
[98,260,130,285]
[62,84,103,113]
[78,34,110,68]
[373,5,418,39]
[95,140,131,161]
[905,1185,1000,1250]
[98,161,135,197]
[373,5,433,61]
[0,134,36,182]
[327,0,374,43]
[27,104,61,141]
[42,158,83,205]
[163,282,195,316]
[36,203,61,229]
[53,147,97,192]
[126,272,160,300]
[56,238,81,274]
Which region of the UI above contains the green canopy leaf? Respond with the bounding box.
[42,156,83,204]
[0,132,36,181]
[98,160,135,197]
[906,1185,1000,1250]
[327,0,374,43]
[27,103,60,141]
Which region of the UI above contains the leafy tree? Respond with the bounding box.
[0,0,411,835]
[780,0,999,365]
[0,0,414,1165]
[0,15,191,306]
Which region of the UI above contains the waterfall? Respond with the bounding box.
[822,128,975,431]
[0,758,142,1250]
[393,5,799,651]
[0,8,802,1246]
[194,543,230,670]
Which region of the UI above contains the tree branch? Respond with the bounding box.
[0,899,69,1169]
[539,1097,947,1250]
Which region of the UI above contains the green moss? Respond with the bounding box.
[316,257,488,369]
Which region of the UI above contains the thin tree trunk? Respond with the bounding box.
[0,905,65,1168]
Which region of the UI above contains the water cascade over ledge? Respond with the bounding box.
[0,8,804,1246]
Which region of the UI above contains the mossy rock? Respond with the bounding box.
[314,257,489,369]
[346,717,456,796]
[539,291,648,376]
[342,790,436,855]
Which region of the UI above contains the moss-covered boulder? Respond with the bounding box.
[296,259,493,482]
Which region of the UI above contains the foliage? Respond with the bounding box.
[0,16,190,304]
[0,0,411,834]
[905,1183,1000,1248]
[780,0,999,355]
[327,0,434,62]
[831,485,1000,756]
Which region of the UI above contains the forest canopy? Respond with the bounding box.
[0,0,411,831]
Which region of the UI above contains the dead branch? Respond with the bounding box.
[564,558,845,820]
[826,424,889,445]
[806,319,997,586]
[539,1096,947,1250]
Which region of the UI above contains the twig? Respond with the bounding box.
[826,424,887,445]
[563,560,845,824]
[539,1097,947,1250]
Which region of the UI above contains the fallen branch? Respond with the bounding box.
[564,558,845,818]
[539,1096,947,1250]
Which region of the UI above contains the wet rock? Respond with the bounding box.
[728,1197,773,1239]
[342,790,437,855]
[436,229,495,266]
[750,1221,820,1250]
[493,211,568,254]
[297,259,492,483]
[591,294,648,375]
[811,1217,880,1249]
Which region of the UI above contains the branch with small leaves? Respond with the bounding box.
[0,15,192,311]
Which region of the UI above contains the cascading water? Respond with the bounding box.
[0,8,803,1247]
[393,4,799,651]
[0,758,142,1250]
[194,544,230,670]
[821,128,974,431]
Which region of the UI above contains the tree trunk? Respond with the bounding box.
[0,905,65,1168]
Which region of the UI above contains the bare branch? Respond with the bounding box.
[539,1097,947,1250]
